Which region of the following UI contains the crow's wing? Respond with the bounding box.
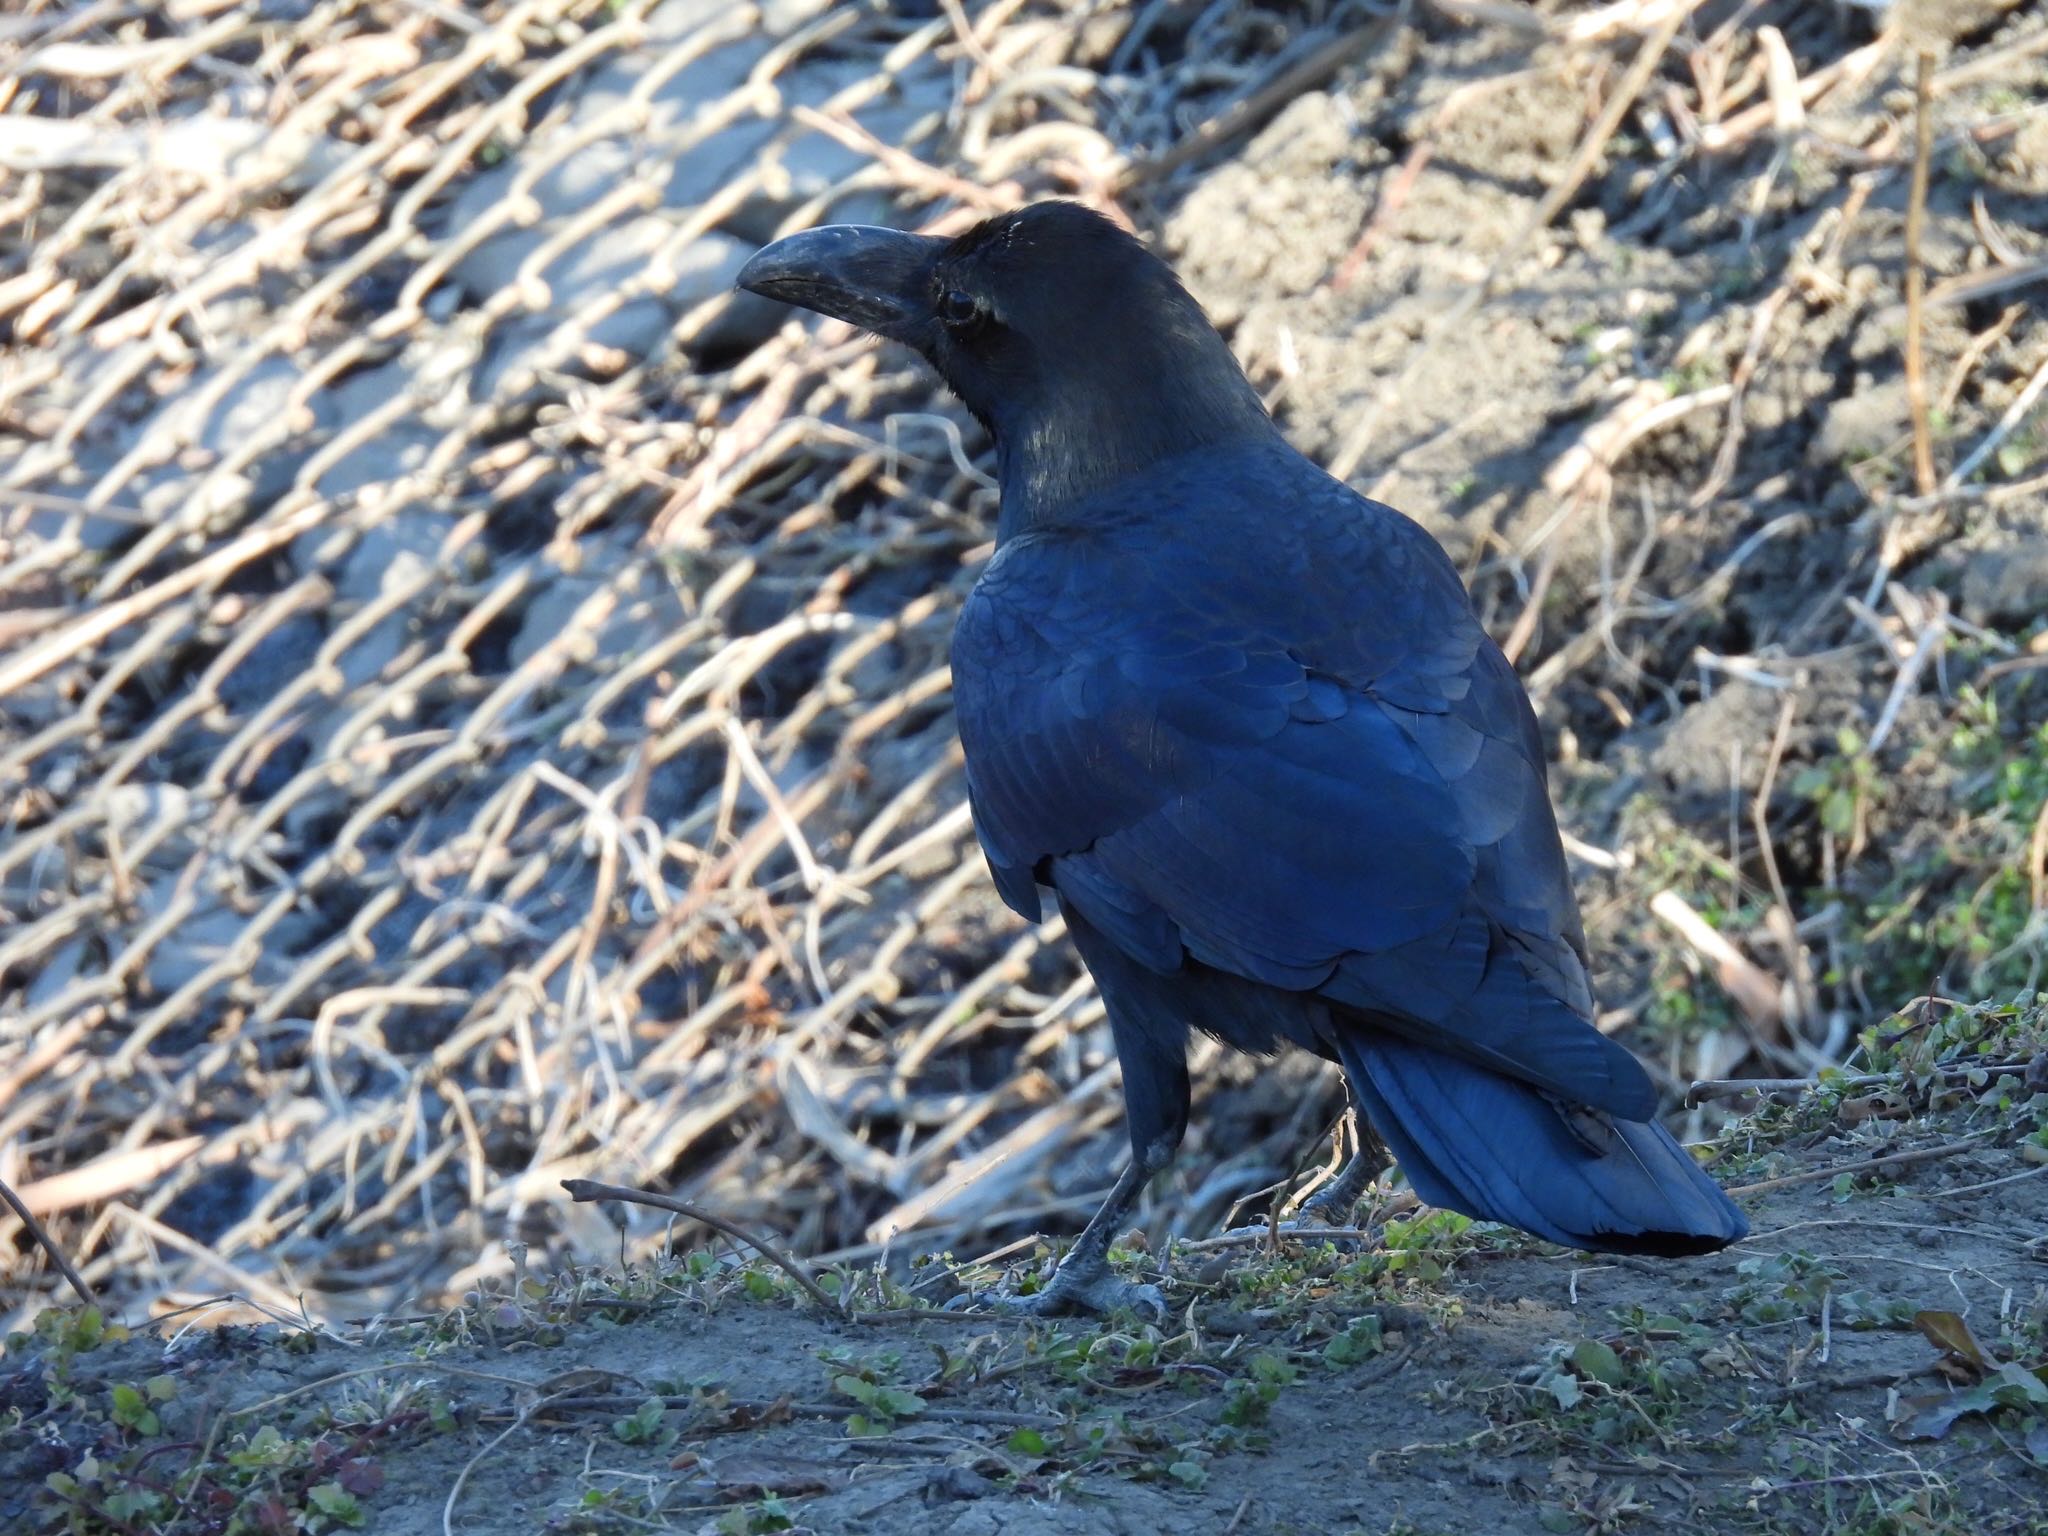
[951,491,1653,1120]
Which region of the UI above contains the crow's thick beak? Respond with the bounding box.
[736,225,946,342]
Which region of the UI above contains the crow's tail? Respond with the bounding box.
[1335,1033,1746,1256]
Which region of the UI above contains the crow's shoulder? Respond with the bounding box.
[960,448,1483,714]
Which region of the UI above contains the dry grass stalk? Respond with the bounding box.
[1650,890,1785,1037]
[1730,1135,1992,1198]
[1904,50,1937,499]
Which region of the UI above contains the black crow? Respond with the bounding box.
[737,203,1746,1315]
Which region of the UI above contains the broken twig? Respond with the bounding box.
[561,1180,844,1317]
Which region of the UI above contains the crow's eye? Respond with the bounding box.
[936,290,984,329]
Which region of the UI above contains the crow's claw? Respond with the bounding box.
[946,1274,1167,1321]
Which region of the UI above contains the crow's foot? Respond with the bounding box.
[947,1263,1165,1321]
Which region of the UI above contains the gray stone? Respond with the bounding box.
[691,286,784,356]
[508,577,605,670]
[643,0,749,41]
[442,140,639,298]
[509,557,688,670]
[710,63,950,244]
[469,311,565,401]
[315,423,439,501]
[471,228,758,393]
[135,877,245,999]
[321,357,415,426]
[759,0,835,32]
[108,357,322,505]
[328,608,414,696]
[1960,539,2048,627]
[658,117,779,216]
[218,613,326,715]
[585,23,770,141]
[23,938,88,1010]
[652,228,754,307]
[434,0,949,333]
[103,782,195,832]
[179,468,259,528]
[790,1471,931,1528]
[586,296,673,359]
[194,358,316,458]
[547,212,673,298]
[311,511,446,603]
[1813,377,1908,467]
[279,774,351,851]
[661,233,772,354]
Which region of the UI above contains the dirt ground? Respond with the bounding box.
[9,1013,2048,1535]
[4,0,2048,1531]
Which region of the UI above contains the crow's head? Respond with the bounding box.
[737,202,1274,518]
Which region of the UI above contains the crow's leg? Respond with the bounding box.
[954,1130,1176,1319]
[1218,1097,1392,1248]
[1287,1108,1389,1226]
[951,914,1189,1319]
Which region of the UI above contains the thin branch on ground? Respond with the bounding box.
[561,1179,845,1317]
[1731,1134,1994,1198]
[1904,49,1937,498]
[0,1173,96,1309]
